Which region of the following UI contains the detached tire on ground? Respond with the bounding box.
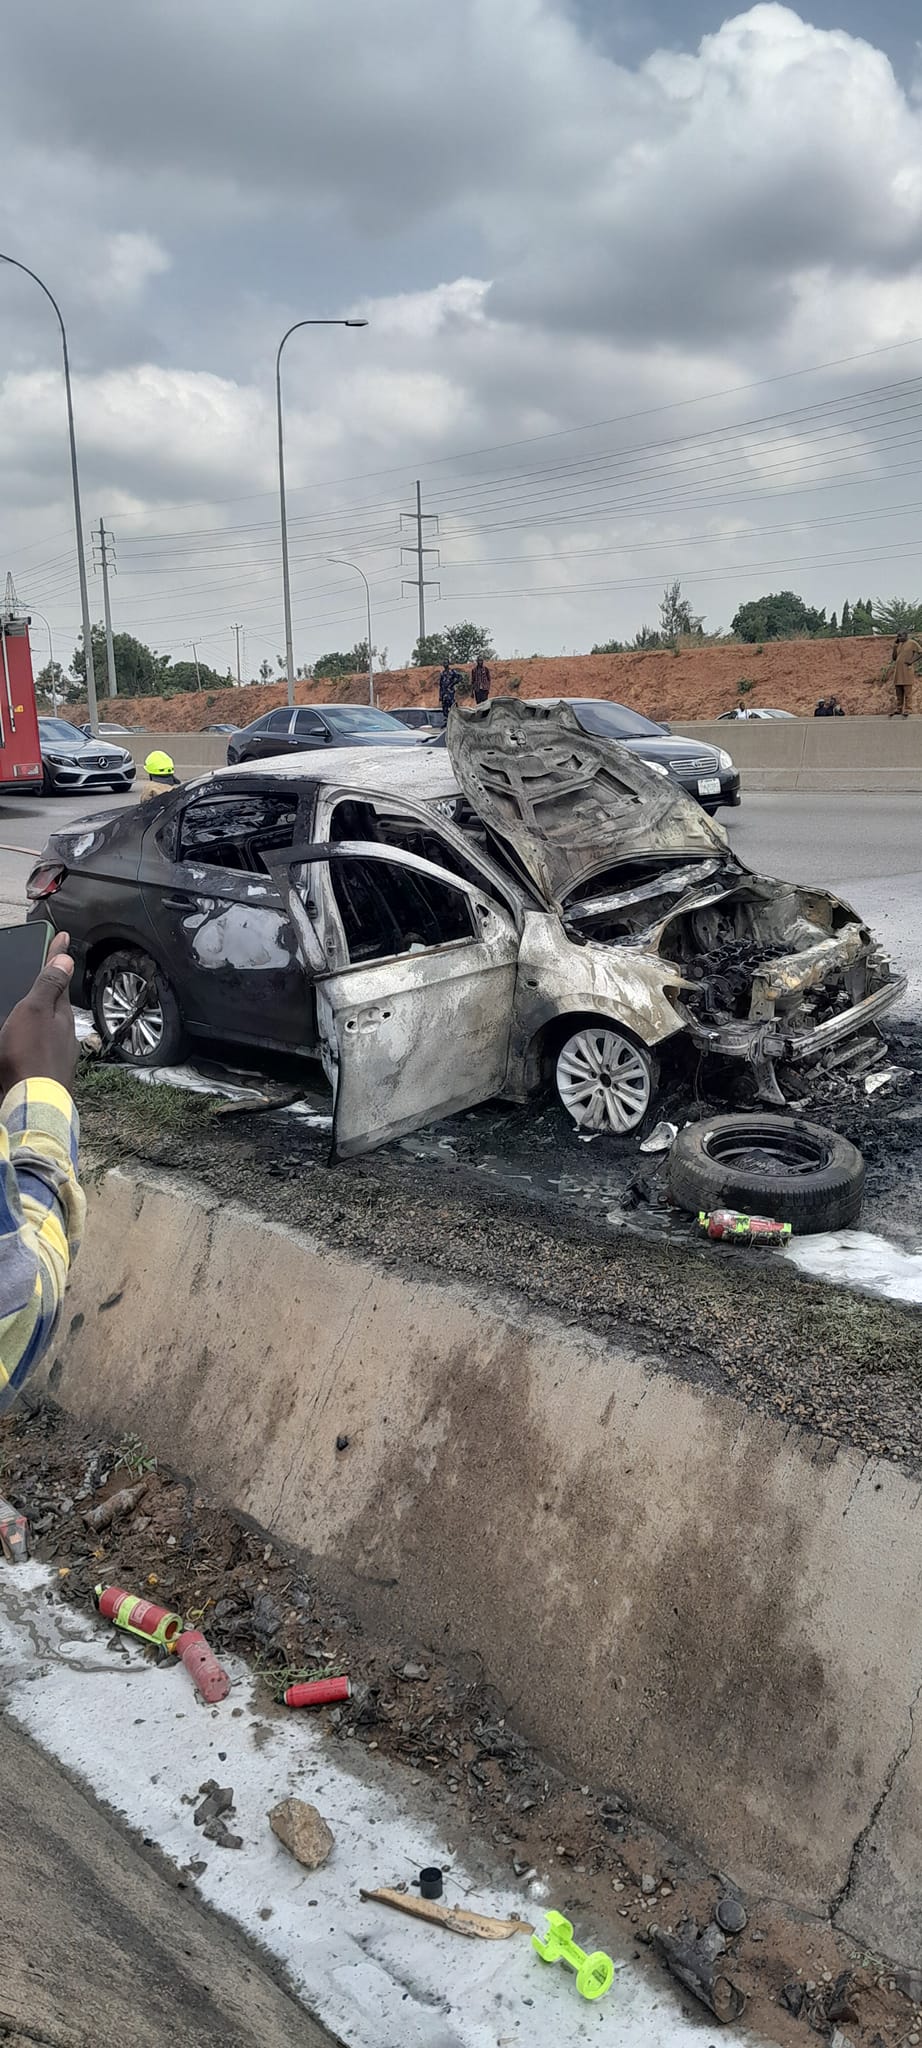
[668,1114,865,1234]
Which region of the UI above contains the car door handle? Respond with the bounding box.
[162,892,196,908]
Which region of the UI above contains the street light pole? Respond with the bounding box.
[276,316,368,707]
[327,556,375,705]
[0,255,99,733]
[25,607,56,713]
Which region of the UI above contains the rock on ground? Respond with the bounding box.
[269,1797,334,1869]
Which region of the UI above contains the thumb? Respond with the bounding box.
[33,951,75,1007]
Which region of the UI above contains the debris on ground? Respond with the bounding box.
[284,1674,350,1708]
[532,1909,615,2000]
[83,1480,147,1530]
[698,1209,792,1247]
[176,1628,230,1702]
[268,1796,334,1869]
[639,1121,678,1155]
[651,1918,746,2022]
[4,1399,922,2048]
[360,1887,532,1941]
[193,1779,242,1849]
[715,1894,748,1934]
[418,1866,443,1900]
[94,1582,182,1648]
[0,1494,30,1562]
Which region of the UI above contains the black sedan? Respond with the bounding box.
[227,703,419,765]
[38,718,136,796]
[558,700,739,811]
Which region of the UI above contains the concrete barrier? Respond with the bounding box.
[127,721,922,793]
[672,716,922,791]
[41,1161,922,1970]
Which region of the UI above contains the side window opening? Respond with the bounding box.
[330,795,505,905]
[331,856,474,964]
[177,795,300,875]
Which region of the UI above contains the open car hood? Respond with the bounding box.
[446,698,727,907]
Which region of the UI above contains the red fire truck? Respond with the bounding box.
[0,612,42,791]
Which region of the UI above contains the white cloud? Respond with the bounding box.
[3,2,922,670]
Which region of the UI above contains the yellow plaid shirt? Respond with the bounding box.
[0,1081,85,1410]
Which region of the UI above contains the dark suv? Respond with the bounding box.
[227,703,419,764]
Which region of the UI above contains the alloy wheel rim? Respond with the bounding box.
[556,1028,651,1134]
[100,969,164,1059]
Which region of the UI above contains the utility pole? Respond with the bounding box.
[93,519,118,697]
[231,624,243,688]
[400,481,439,653]
[191,641,202,690]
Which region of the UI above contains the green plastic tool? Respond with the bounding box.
[532,1909,615,2000]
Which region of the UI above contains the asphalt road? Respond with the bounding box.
[0,784,919,1001]
[0,1711,336,2048]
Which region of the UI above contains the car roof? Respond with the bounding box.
[212,743,460,800]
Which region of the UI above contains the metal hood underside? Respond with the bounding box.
[446,698,727,906]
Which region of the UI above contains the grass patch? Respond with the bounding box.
[76,1060,218,1133]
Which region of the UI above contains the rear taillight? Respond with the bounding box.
[26,863,66,901]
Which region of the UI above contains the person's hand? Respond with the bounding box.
[0,930,78,1098]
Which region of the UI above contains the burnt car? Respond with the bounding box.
[27,701,902,1153]
[37,718,136,796]
[227,703,419,764]
[426,698,740,812]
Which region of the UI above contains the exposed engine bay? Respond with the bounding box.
[562,853,898,1104]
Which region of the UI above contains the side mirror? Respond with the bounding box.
[658,721,672,735]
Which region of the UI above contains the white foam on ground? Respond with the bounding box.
[0,1564,753,2048]
[785,1229,922,1305]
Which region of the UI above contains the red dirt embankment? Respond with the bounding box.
[80,638,896,732]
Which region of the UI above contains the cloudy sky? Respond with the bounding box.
[2,0,922,683]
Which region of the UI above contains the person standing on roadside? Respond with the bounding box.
[438,663,457,717]
[888,632,921,718]
[471,654,491,705]
[0,932,84,1408]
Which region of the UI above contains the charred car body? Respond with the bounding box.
[27,700,902,1156]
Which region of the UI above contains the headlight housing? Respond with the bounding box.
[717,749,734,771]
[646,758,669,777]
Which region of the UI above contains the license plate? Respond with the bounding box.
[698,776,721,796]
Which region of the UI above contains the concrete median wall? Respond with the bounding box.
[673,715,922,790]
[40,1161,922,1970]
[125,719,922,791]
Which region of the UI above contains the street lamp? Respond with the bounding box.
[24,607,57,712]
[326,556,375,706]
[0,255,99,733]
[276,317,368,706]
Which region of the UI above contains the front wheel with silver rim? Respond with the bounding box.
[91,947,185,1067]
[555,1024,656,1135]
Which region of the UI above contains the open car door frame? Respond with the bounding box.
[272,839,521,1160]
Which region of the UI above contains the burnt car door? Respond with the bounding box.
[281,794,521,1157]
[137,781,316,1049]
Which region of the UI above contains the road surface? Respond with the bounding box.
[0,1710,336,2047]
[0,785,919,1000]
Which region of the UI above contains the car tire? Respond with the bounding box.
[40,765,58,796]
[668,1113,864,1233]
[555,1023,657,1136]
[91,947,186,1067]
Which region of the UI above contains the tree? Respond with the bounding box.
[162,659,227,694]
[34,660,66,700]
[631,624,663,650]
[871,597,921,635]
[591,638,626,654]
[659,580,704,645]
[258,658,273,683]
[840,600,852,635]
[71,625,171,697]
[411,622,494,667]
[312,641,370,682]
[730,591,827,642]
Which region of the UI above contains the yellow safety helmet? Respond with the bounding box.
[144,750,175,778]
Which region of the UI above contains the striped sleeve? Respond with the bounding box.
[0,1080,85,1410]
